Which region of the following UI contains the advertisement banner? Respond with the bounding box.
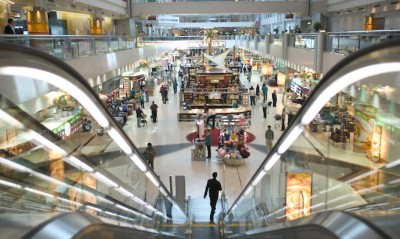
[286,172,312,221]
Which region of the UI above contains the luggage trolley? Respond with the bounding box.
[274,114,281,129]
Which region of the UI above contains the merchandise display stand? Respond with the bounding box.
[191,140,206,161]
[217,114,250,167]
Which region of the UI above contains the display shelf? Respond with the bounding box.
[290,79,302,96]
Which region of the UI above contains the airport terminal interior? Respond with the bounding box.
[0,0,400,238]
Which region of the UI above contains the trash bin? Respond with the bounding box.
[96,127,104,136]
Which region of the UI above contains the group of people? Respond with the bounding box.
[135,101,159,127]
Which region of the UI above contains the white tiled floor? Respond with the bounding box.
[121,69,379,207]
[123,71,283,206]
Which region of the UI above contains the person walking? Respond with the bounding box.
[261,100,268,119]
[204,172,222,223]
[249,86,256,106]
[281,108,286,131]
[272,90,277,107]
[150,101,158,123]
[161,85,168,104]
[140,92,145,108]
[173,79,178,94]
[136,106,144,128]
[262,83,269,101]
[205,129,212,159]
[256,84,260,96]
[265,125,274,152]
[143,143,156,170]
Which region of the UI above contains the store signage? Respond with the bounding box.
[158,15,179,24]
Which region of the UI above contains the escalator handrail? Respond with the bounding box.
[20,213,183,239]
[226,210,391,239]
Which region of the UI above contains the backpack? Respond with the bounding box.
[240,149,250,158]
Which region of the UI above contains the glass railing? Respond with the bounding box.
[224,39,400,237]
[288,33,317,49]
[271,34,283,46]
[132,0,305,2]
[0,31,399,65]
[0,35,136,60]
[0,43,187,237]
[327,30,400,56]
[179,14,257,23]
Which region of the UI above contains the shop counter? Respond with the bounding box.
[42,111,82,139]
[178,107,251,122]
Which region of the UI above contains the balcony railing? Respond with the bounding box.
[0,31,399,61]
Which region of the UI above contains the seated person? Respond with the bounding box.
[232,100,239,108]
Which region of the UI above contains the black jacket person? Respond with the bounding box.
[204,172,222,222]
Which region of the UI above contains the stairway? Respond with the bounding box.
[188,198,223,239]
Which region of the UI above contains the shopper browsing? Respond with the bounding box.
[265,125,274,153]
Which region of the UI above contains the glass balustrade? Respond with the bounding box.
[327,31,400,56]
[0,44,187,236]
[224,39,400,236]
[0,35,137,60]
[1,31,400,62]
[288,33,317,49]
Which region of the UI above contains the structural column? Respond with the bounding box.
[315,31,326,73]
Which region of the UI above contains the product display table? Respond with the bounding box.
[223,157,246,166]
[217,114,251,130]
[191,141,206,161]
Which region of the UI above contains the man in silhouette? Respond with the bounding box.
[4,18,15,34]
[204,172,222,223]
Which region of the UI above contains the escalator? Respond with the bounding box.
[1,38,400,238]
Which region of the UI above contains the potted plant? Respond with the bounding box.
[313,22,323,32]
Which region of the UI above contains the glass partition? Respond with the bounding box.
[224,40,400,236]
[0,44,187,236]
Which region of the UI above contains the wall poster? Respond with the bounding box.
[286,172,312,221]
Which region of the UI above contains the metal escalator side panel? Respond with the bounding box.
[0,43,186,234]
[226,211,390,239]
